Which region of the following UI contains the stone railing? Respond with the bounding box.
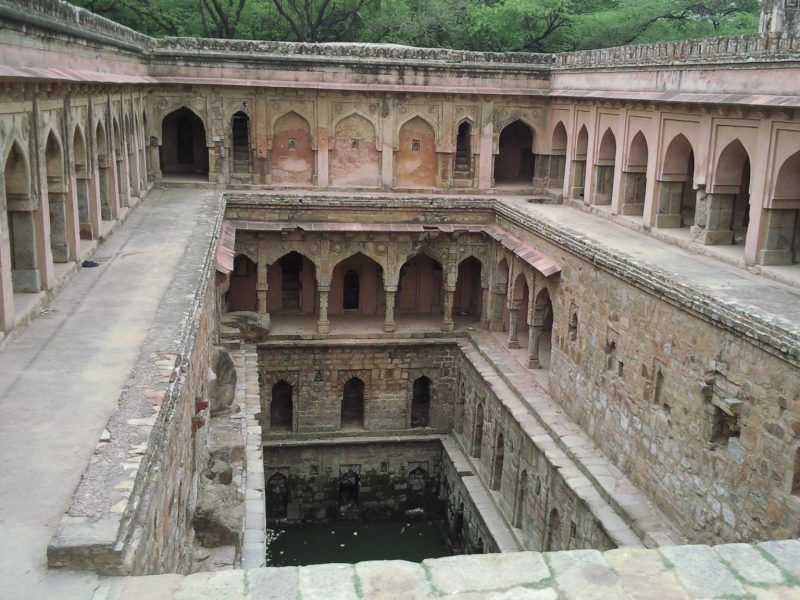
[3,0,800,77]
[150,37,552,68]
[553,32,800,69]
[0,0,150,52]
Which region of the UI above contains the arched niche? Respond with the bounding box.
[330,113,380,187]
[271,111,314,185]
[395,116,437,188]
[329,252,384,316]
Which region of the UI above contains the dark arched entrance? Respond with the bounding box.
[495,121,534,184]
[160,107,209,176]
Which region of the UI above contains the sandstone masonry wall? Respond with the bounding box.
[258,341,457,434]
[493,203,800,544]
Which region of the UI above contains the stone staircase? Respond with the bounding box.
[464,330,682,547]
[453,148,472,187]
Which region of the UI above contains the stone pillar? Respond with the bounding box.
[442,288,455,332]
[116,147,131,208]
[654,181,685,228]
[533,154,550,188]
[106,155,121,220]
[507,307,520,349]
[527,325,541,369]
[620,172,646,216]
[480,285,490,328]
[757,209,797,265]
[691,192,734,245]
[317,287,330,334]
[257,236,268,314]
[384,288,396,333]
[478,103,495,190]
[0,200,14,332]
[489,287,506,332]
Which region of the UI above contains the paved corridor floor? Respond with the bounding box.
[0,189,217,600]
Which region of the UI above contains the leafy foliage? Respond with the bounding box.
[73,0,760,50]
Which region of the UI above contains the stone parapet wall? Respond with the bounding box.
[554,32,800,70]
[0,0,149,53]
[96,538,800,598]
[47,193,225,575]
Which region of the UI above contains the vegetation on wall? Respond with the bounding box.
[75,0,760,50]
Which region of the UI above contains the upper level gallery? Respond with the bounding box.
[0,0,799,341]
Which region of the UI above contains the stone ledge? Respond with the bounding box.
[95,539,800,599]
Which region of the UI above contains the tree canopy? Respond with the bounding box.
[75,0,760,51]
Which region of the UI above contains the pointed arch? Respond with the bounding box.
[661,134,694,181]
[713,139,750,192]
[3,141,41,295]
[594,128,617,203]
[574,125,589,160]
[491,432,505,491]
[774,149,800,203]
[160,107,208,176]
[495,120,534,184]
[72,124,92,238]
[396,251,443,314]
[226,254,257,312]
[267,251,318,315]
[657,134,696,228]
[473,402,484,458]
[513,469,527,528]
[626,131,648,172]
[330,251,384,315]
[231,111,251,175]
[570,125,589,198]
[341,377,365,429]
[271,111,314,185]
[454,255,482,320]
[411,375,431,428]
[530,287,553,370]
[396,116,437,188]
[270,380,293,432]
[551,122,567,155]
[330,112,380,187]
[455,119,474,181]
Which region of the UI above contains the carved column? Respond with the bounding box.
[257,235,269,315]
[489,284,506,332]
[507,307,520,348]
[384,287,397,333]
[527,325,541,369]
[480,284,490,328]
[317,287,330,334]
[442,287,455,332]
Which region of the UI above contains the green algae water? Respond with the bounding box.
[266,519,451,566]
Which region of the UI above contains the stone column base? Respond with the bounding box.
[690,226,733,246]
[11,269,41,293]
[757,248,794,266]
[655,214,682,228]
[317,322,330,334]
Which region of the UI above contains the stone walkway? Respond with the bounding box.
[464,330,682,547]
[499,198,800,333]
[0,189,218,600]
[95,538,800,599]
